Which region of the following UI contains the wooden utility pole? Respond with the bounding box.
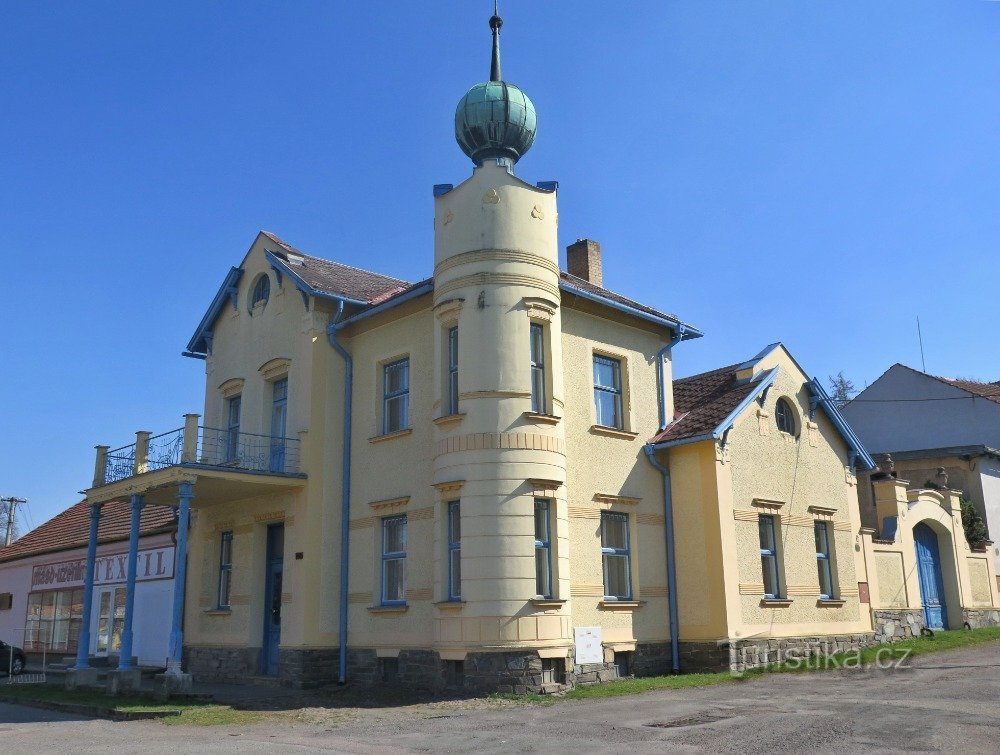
[0,497,26,546]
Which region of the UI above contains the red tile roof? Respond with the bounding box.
[0,500,176,564]
[650,362,767,445]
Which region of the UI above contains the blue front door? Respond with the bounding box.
[914,523,948,630]
[261,524,284,675]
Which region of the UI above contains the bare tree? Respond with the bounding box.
[828,371,857,407]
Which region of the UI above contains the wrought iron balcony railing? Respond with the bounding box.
[98,418,301,486]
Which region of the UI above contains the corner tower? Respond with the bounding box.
[432,7,571,666]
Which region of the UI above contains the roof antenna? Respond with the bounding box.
[489,1,503,82]
[917,315,927,372]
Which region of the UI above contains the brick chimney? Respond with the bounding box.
[566,239,603,288]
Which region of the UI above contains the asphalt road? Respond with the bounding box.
[2,643,998,753]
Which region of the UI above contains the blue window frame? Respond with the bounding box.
[225,395,241,463]
[383,358,410,434]
[381,515,407,605]
[269,378,288,472]
[601,511,632,600]
[529,324,546,413]
[217,531,233,608]
[534,499,552,598]
[775,398,796,435]
[251,275,270,308]
[759,514,782,599]
[593,355,623,429]
[815,521,835,599]
[447,501,461,600]
[447,327,459,415]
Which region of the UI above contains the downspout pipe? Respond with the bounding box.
[326,300,353,684]
[643,444,680,673]
[657,326,686,431]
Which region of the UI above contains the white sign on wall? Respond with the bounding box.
[30,546,175,590]
[574,625,603,665]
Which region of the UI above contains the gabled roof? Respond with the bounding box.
[889,363,1000,405]
[0,500,176,564]
[650,362,777,447]
[186,231,702,356]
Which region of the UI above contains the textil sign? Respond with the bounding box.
[30,546,175,590]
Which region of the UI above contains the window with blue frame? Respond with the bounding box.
[383,358,410,434]
[758,514,782,599]
[593,355,624,429]
[381,515,407,605]
[217,531,233,608]
[534,499,552,598]
[529,324,546,413]
[447,501,461,600]
[225,395,241,463]
[250,274,270,309]
[269,378,288,472]
[447,327,459,416]
[601,511,632,600]
[815,521,835,599]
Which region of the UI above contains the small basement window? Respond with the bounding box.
[0,593,12,610]
[613,651,632,678]
[380,657,399,684]
[444,659,464,687]
[540,657,563,685]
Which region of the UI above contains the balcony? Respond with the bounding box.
[87,414,307,506]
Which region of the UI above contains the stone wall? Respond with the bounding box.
[963,608,1000,628]
[184,646,260,683]
[679,635,878,674]
[872,608,925,643]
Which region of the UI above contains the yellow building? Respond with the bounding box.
[74,9,998,694]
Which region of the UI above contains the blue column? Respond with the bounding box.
[117,494,143,671]
[74,503,101,670]
[166,482,192,675]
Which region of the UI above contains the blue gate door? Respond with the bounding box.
[261,524,284,675]
[914,523,948,630]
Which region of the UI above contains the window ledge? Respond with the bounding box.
[433,414,466,428]
[760,598,793,608]
[817,598,847,607]
[598,600,644,611]
[367,604,409,614]
[203,608,232,616]
[434,600,466,612]
[589,425,639,440]
[529,598,566,609]
[523,412,561,425]
[369,428,413,444]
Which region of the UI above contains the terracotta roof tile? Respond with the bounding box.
[650,362,765,445]
[0,500,176,563]
[559,272,692,328]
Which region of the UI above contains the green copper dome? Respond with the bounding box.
[454,6,536,166]
[455,81,536,165]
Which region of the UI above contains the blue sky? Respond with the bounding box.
[3,1,998,531]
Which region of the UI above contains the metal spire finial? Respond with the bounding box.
[489,1,503,82]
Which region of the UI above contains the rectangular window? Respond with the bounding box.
[815,521,835,599]
[23,588,84,652]
[381,515,407,605]
[593,355,623,429]
[601,511,632,600]
[269,378,288,472]
[383,358,410,434]
[448,501,461,601]
[534,499,552,598]
[226,395,242,463]
[447,326,459,415]
[218,530,234,608]
[0,593,12,610]
[530,323,546,413]
[759,514,782,599]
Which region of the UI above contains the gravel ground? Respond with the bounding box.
[2,643,998,753]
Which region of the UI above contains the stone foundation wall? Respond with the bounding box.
[963,608,1000,628]
[678,634,879,674]
[184,646,260,683]
[872,608,925,642]
[279,648,340,688]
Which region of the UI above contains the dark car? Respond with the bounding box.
[0,640,26,675]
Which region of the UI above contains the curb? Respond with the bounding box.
[0,695,181,721]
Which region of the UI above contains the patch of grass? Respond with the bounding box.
[0,683,264,726]
[559,627,1000,701]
